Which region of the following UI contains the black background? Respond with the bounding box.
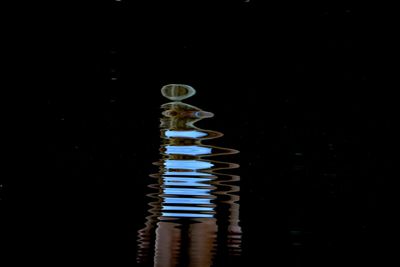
[4,1,396,266]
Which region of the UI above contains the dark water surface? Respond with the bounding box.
[11,1,394,267]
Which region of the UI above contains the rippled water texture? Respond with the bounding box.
[137,84,242,267]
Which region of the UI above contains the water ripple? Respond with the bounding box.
[137,84,242,266]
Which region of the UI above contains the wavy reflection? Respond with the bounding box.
[137,84,242,266]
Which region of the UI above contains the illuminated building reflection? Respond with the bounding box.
[137,84,242,267]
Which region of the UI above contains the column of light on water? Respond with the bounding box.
[161,143,215,218]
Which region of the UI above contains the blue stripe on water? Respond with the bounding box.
[165,145,212,155]
[164,160,214,170]
[165,130,207,138]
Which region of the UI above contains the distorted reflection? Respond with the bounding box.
[137,84,242,267]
